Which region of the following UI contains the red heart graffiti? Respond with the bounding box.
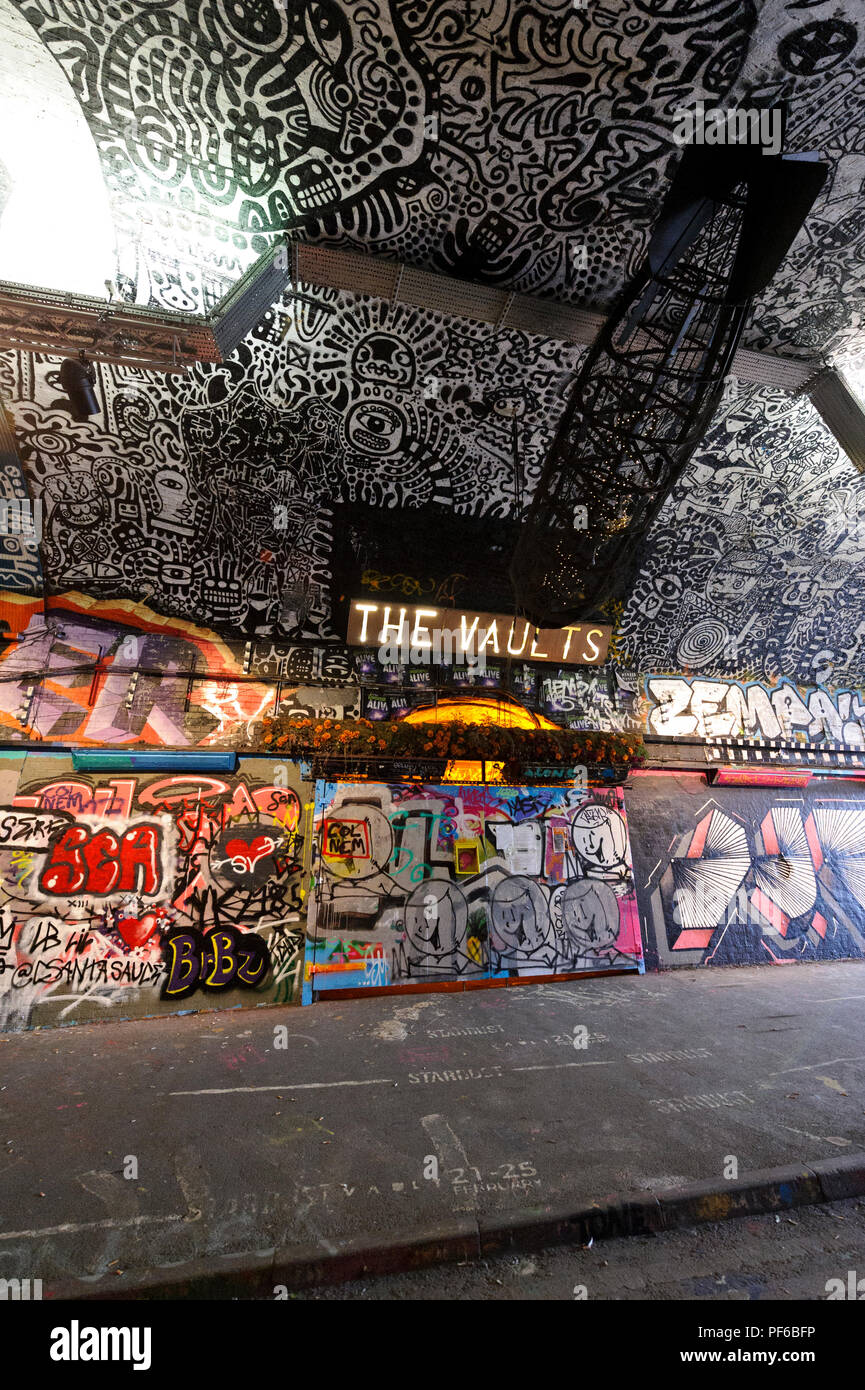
[116,913,161,949]
[225,836,275,875]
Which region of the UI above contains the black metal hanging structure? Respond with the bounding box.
[509,146,829,628]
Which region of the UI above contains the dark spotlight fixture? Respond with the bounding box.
[59,352,100,421]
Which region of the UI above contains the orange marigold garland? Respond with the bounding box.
[258,715,644,769]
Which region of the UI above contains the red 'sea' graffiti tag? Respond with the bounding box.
[39,824,162,897]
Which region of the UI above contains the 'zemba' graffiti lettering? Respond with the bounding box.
[646,677,865,744]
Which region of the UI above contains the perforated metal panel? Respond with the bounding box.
[727,347,813,391]
[296,245,400,299]
[396,267,510,323]
[211,246,292,359]
[502,296,604,343]
[289,246,819,388]
[810,369,865,471]
[0,244,822,390]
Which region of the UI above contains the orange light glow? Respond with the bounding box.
[443,759,482,782]
[442,760,508,784]
[403,698,558,730]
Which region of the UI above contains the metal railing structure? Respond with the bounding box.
[510,147,829,628]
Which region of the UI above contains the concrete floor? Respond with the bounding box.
[1,959,865,1292]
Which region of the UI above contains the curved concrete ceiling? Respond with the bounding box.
[2,0,862,364]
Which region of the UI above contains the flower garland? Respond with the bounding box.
[261,716,644,767]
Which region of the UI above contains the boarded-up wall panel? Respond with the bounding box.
[0,753,310,1032]
[627,775,865,969]
[304,782,643,996]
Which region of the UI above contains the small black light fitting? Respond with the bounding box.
[59,352,100,421]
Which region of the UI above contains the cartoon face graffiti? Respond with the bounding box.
[308,786,643,992]
[489,876,550,958]
[404,879,467,961]
[344,401,406,456]
[705,551,768,606]
[351,334,415,390]
[559,879,620,956]
[570,804,628,878]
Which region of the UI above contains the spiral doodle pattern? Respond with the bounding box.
[676,620,731,670]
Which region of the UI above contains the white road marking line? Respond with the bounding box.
[776,1124,851,1148]
[171,1058,619,1096]
[769,1055,865,1075]
[169,1079,394,1095]
[0,1214,183,1242]
[421,1114,477,1212]
[510,1061,615,1073]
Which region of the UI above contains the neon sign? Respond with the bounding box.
[346,600,611,666]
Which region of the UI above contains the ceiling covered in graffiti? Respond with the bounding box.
[1,0,865,685]
[6,0,864,361]
[616,385,865,686]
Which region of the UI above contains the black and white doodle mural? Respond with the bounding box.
[616,386,865,688]
[0,293,582,636]
[3,0,861,360]
[5,326,865,687]
[1,0,865,698]
[734,0,865,363]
